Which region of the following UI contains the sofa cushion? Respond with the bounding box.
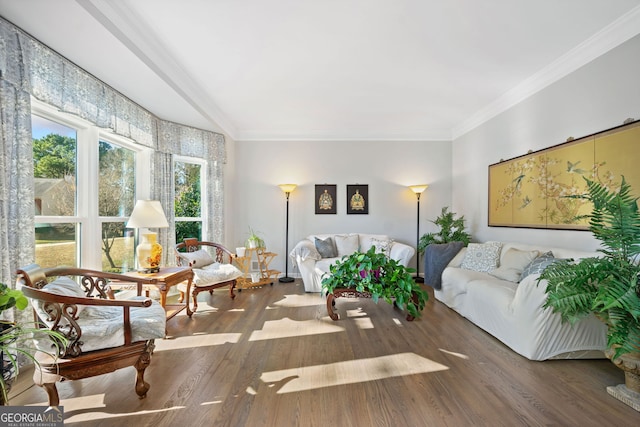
[461,242,502,272]
[334,234,359,257]
[521,251,557,281]
[314,237,337,258]
[489,248,539,283]
[371,237,394,255]
[315,257,341,275]
[179,249,214,267]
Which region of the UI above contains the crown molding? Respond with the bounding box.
[235,128,452,142]
[451,5,640,140]
[80,0,238,139]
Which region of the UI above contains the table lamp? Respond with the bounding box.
[126,200,169,273]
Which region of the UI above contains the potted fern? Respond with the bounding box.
[321,247,429,320]
[0,282,67,405]
[418,206,471,255]
[539,176,640,410]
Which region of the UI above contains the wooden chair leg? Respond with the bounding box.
[134,342,154,399]
[40,382,60,407]
[229,282,236,299]
[188,289,200,317]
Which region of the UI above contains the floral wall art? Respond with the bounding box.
[489,120,640,229]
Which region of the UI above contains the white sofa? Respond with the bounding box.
[433,241,608,361]
[290,233,415,292]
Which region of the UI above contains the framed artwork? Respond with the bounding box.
[347,184,368,214]
[488,119,640,229]
[315,184,337,214]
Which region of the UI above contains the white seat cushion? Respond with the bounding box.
[35,296,166,353]
[193,262,243,287]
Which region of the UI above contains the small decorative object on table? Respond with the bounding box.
[321,247,428,321]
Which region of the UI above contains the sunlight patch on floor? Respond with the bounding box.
[346,307,368,317]
[66,407,185,423]
[155,333,242,351]
[26,393,185,423]
[439,348,470,359]
[249,317,344,341]
[354,317,374,329]
[267,293,325,308]
[258,352,449,394]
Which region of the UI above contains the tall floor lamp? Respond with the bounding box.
[409,185,428,283]
[278,184,297,283]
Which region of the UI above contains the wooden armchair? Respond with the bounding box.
[15,264,166,407]
[175,238,242,316]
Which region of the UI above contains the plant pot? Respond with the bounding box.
[236,247,246,257]
[0,322,18,405]
[605,349,640,412]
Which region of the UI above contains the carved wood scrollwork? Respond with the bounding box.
[42,301,83,358]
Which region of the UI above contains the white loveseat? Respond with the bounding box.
[290,233,415,292]
[432,241,607,361]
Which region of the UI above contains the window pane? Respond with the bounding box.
[101,222,135,273]
[175,162,201,217]
[32,115,77,216]
[176,221,202,244]
[99,141,135,216]
[35,223,78,268]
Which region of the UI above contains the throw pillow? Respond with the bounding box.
[460,241,503,272]
[179,249,214,267]
[488,248,540,282]
[314,237,337,258]
[371,237,394,255]
[488,267,521,283]
[334,234,360,257]
[34,276,86,318]
[520,251,556,281]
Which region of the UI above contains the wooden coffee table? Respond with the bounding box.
[111,266,193,320]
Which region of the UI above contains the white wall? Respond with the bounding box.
[231,140,451,275]
[452,34,640,252]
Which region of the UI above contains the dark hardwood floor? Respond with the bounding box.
[9,279,640,426]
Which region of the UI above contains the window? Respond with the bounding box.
[99,141,137,272]
[32,114,80,268]
[32,101,150,271]
[175,158,205,242]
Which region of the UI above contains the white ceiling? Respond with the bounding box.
[1,0,640,141]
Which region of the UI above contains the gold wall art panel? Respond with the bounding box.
[489,120,640,229]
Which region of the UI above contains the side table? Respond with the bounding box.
[113,266,193,321]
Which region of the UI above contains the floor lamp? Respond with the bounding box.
[278,184,297,283]
[409,185,428,283]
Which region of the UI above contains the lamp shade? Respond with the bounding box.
[409,184,429,194]
[278,184,297,193]
[126,200,169,229]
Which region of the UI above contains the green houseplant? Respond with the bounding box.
[418,207,471,255]
[539,177,640,407]
[0,282,67,405]
[321,247,429,320]
[245,227,265,249]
